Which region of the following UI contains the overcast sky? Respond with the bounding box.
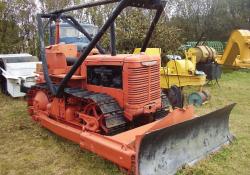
[35,0,41,12]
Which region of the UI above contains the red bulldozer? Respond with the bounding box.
[24,0,235,174]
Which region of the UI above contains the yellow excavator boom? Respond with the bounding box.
[217,30,250,68]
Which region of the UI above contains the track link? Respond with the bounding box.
[64,88,127,135]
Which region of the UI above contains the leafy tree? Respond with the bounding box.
[0,0,37,54]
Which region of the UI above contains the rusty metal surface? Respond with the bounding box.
[138,104,235,175]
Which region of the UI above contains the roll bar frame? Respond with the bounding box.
[37,0,166,97]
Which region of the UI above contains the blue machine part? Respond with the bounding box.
[49,23,98,51]
[188,91,209,106]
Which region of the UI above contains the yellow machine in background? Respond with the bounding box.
[133,48,206,89]
[216,29,250,68]
[185,46,217,64]
[185,45,222,81]
[160,58,206,88]
[187,30,250,69]
[134,48,162,56]
[134,48,207,107]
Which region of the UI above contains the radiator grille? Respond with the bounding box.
[128,64,160,105]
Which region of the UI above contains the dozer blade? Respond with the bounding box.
[137,104,236,175]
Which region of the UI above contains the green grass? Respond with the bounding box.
[0,69,250,175]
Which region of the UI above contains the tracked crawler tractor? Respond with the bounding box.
[27,0,235,174]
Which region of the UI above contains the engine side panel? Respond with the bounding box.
[84,54,162,121]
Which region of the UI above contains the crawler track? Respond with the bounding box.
[64,88,127,135]
[28,84,127,135]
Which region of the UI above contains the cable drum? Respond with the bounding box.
[190,46,217,63]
